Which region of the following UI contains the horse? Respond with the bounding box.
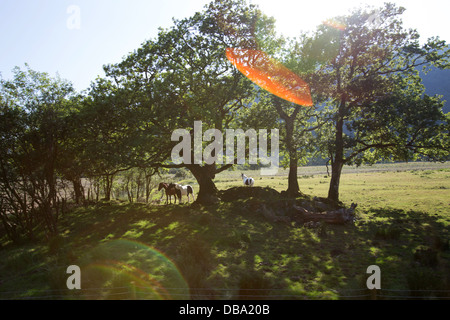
[169,183,182,203]
[241,173,254,187]
[158,182,180,204]
[173,183,195,203]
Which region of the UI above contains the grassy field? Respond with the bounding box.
[1,162,449,300]
[213,162,450,221]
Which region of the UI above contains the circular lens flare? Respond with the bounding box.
[79,239,189,300]
[226,48,313,107]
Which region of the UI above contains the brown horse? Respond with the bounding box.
[158,182,181,204]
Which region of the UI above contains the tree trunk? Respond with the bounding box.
[126,178,133,203]
[328,159,344,202]
[286,152,301,197]
[103,174,114,201]
[71,177,84,204]
[273,96,303,198]
[136,177,141,202]
[145,174,152,203]
[187,164,219,205]
[328,98,345,203]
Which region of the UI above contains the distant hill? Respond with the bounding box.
[420,66,450,114]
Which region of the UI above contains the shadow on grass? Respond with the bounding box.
[203,199,450,300]
[65,202,450,300]
[1,200,449,300]
[350,207,450,299]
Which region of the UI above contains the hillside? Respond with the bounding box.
[421,66,450,113]
[1,166,449,300]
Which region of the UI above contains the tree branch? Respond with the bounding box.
[215,163,234,174]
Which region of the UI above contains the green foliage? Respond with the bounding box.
[0,65,78,240]
[95,0,285,203]
[300,2,450,200]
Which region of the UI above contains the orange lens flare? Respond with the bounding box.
[322,19,346,31]
[226,48,313,107]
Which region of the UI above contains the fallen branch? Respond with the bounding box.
[293,203,357,225]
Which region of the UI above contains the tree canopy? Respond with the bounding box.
[302,3,450,201]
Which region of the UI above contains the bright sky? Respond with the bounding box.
[1,0,449,92]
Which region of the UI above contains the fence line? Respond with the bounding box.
[1,285,450,300]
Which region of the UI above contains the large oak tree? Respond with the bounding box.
[100,0,278,204]
[304,3,450,202]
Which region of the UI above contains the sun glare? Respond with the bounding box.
[252,0,381,37]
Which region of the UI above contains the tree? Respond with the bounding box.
[233,34,325,197]
[306,3,450,202]
[0,65,76,240]
[271,96,319,196]
[56,94,86,204]
[101,0,278,204]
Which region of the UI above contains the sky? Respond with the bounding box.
[1,0,449,92]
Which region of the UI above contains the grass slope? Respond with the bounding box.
[1,163,449,300]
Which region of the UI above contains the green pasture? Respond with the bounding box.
[1,162,449,300]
